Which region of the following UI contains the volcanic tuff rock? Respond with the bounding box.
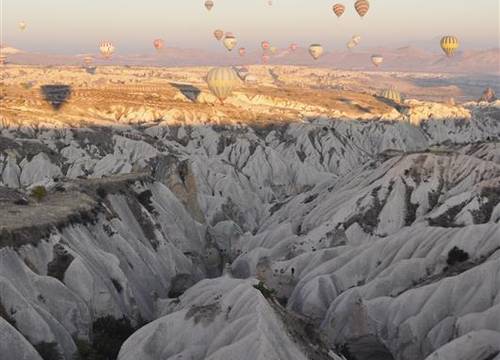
[0,65,499,360]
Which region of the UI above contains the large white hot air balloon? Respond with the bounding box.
[308,44,324,60]
[206,67,240,103]
[99,41,115,59]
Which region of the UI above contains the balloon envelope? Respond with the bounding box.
[206,67,240,103]
[214,29,224,41]
[333,4,346,17]
[99,41,115,59]
[371,54,384,67]
[309,44,324,60]
[223,35,237,51]
[153,39,165,50]
[354,0,370,17]
[440,36,459,57]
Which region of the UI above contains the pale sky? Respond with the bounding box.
[1,0,499,54]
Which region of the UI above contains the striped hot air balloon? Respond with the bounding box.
[332,4,346,18]
[309,44,324,60]
[381,88,402,104]
[440,36,459,57]
[83,56,94,66]
[206,67,240,104]
[214,29,224,41]
[153,39,165,51]
[99,41,115,59]
[354,0,370,18]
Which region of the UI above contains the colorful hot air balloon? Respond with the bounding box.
[99,41,115,59]
[206,67,240,104]
[381,88,402,103]
[261,41,271,51]
[332,4,346,18]
[18,21,27,31]
[205,0,214,11]
[214,29,224,41]
[289,43,298,52]
[239,47,246,56]
[371,54,384,67]
[223,34,237,51]
[354,0,370,18]
[440,36,459,57]
[309,44,324,60]
[153,39,165,51]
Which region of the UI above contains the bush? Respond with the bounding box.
[31,186,48,202]
[34,342,62,360]
[91,316,135,360]
[253,281,276,299]
[447,246,469,266]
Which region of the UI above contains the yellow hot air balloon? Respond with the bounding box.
[354,0,370,18]
[206,67,240,103]
[309,44,324,60]
[381,88,402,104]
[440,36,459,57]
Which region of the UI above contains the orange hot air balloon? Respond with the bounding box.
[354,0,370,18]
[239,47,246,56]
[214,29,224,41]
[332,4,346,18]
[153,39,164,51]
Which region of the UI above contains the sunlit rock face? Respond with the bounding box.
[0,65,499,360]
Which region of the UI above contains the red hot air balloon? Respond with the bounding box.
[354,0,370,18]
[261,41,270,51]
[332,4,346,18]
[153,39,164,51]
[239,47,246,56]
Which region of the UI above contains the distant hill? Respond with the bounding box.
[2,44,499,74]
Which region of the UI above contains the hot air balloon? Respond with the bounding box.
[270,46,277,54]
[381,88,402,104]
[262,54,270,64]
[309,44,324,60]
[440,36,459,57]
[205,0,214,11]
[206,67,240,104]
[214,30,224,41]
[223,34,237,51]
[371,54,384,67]
[18,21,27,31]
[239,47,246,56]
[99,41,115,59]
[352,35,361,44]
[354,0,370,18]
[261,41,271,51]
[83,56,94,67]
[347,40,357,50]
[332,4,346,18]
[289,43,298,52]
[153,39,165,51]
